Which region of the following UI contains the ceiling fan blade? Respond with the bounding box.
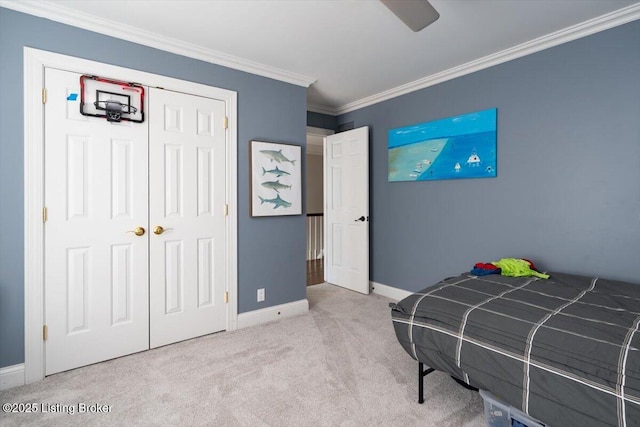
[380,0,440,32]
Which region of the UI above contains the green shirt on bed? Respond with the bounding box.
[491,258,550,279]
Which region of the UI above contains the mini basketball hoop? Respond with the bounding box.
[80,75,145,123]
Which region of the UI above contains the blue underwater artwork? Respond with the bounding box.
[388,108,497,182]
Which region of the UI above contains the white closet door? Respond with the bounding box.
[44,68,149,375]
[148,88,227,348]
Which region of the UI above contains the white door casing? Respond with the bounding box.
[324,127,370,294]
[44,68,149,374]
[149,88,227,348]
[24,48,238,384]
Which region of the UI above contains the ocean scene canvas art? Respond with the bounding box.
[388,108,497,182]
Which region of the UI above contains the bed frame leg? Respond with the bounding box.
[418,362,435,404]
[418,362,424,404]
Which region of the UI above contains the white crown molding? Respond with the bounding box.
[306,103,339,116]
[333,3,640,116]
[0,0,316,88]
[3,0,637,114]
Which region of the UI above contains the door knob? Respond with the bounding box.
[126,227,146,236]
[153,225,173,235]
[355,216,365,222]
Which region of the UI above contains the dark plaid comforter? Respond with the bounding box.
[390,273,640,427]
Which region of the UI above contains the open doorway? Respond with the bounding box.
[306,127,334,285]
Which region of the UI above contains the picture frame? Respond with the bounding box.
[250,140,302,217]
[388,108,497,182]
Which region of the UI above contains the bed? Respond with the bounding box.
[390,272,640,427]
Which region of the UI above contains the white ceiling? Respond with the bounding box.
[4,0,639,115]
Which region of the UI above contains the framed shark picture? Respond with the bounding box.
[250,140,302,217]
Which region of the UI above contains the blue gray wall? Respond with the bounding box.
[338,20,640,292]
[307,111,338,131]
[0,8,307,369]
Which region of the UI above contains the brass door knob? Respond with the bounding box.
[127,226,145,236]
[153,225,173,235]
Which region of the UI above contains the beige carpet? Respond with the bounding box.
[1,283,485,426]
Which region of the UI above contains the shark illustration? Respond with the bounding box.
[261,180,291,193]
[259,149,296,165]
[262,166,291,178]
[258,194,292,209]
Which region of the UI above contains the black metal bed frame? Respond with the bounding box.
[418,362,478,403]
[418,362,435,404]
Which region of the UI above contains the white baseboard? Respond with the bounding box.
[237,299,309,329]
[0,364,25,391]
[370,281,412,302]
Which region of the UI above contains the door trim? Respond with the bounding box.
[23,47,239,384]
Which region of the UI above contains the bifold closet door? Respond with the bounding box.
[43,71,228,374]
[148,88,227,348]
[44,68,150,375]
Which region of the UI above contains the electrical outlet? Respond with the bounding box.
[257,288,265,302]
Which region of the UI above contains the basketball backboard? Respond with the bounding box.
[80,75,145,123]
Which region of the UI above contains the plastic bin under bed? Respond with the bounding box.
[480,389,548,427]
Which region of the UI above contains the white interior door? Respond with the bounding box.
[149,88,227,348]
[44,68,149,375]
[324,127,369,294]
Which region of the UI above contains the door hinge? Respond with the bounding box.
[43,325,48,341]
[224,291,229,304]
[224,204,229,216]
[42,88,47,104]
[42,207,47,223]
[223,116,228,130]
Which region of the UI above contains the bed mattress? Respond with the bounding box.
[390,273,640,427]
